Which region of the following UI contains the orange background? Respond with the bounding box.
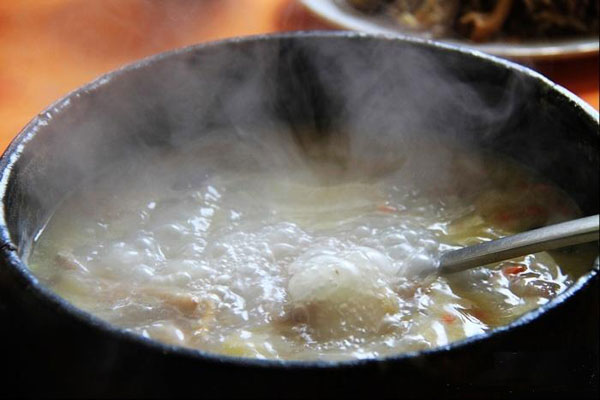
[0,0,598,151]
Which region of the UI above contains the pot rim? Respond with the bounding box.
[0,31,598,370]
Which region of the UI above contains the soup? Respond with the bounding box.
[28,136,596,361]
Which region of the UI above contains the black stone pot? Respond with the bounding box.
[0,32,598,399]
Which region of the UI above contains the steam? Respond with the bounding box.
[19,35,534,263]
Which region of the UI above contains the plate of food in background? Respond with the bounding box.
[300,0,599,60]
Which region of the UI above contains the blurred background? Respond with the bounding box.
[0,0,598,151]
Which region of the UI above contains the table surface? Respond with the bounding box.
[0,0,598,152]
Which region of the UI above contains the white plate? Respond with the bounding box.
[300,0,600,61]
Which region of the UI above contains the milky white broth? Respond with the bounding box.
[28,136,596,361]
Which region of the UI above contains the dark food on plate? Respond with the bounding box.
[347,0,600,42]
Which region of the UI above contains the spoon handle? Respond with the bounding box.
[439,214,600,274]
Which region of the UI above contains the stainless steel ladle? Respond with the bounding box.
[439,214,600,274]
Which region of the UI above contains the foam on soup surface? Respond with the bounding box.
[28,139,596,360]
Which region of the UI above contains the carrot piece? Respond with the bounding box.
[503,264,527,276]
[441,313,456,324]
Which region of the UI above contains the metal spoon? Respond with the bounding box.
[439,214,599,274]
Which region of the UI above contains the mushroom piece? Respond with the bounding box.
[460,0,515,42]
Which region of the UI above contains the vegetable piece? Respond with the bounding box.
[502,263,527,276]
